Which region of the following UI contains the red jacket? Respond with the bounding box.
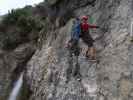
[81,23,98,32]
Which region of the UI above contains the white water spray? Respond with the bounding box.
[8,72,24,100]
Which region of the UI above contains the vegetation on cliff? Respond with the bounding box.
[0,5,44,50]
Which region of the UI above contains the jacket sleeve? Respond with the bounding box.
[70,24,75,38]
[89,24,99,28]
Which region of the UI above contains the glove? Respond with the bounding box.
[96,26,100,28]
[65,40,72,48]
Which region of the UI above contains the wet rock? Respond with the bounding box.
[0,43,36,100]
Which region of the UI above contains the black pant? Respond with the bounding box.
[68,39,80,56]
[80,31,94,47]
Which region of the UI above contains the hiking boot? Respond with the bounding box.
[90,56,96,60]
[76,75,81,81]
[74,73,82,81]
[65,41,72,48]
[88,56,97,62]
[86,54,91,59]
[85,53,92,60]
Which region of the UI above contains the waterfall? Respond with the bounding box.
[8,72,24,100]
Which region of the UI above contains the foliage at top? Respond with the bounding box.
[2,6,32,26]
[0,6,43,50]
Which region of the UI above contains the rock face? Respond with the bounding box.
[0,0,133,100]
[25,0,133,100]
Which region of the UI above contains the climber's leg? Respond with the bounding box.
[66,50,73,83]
[74,62,81,81]
[86,47,90,58]
[73,56,79,76]
[81,31,95,59]
[85,41,96,60]
[72,55,81,81]
[90,47,96,60]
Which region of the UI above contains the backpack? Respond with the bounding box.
[70,19,81,40]
[80,22,89,32]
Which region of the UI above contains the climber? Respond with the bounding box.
[65,17,81,56]
[65,17,81,82]
[80,15,99,60]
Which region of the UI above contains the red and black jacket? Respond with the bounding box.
[80,22,99,32]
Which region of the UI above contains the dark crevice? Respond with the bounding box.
[73,0,97,9]
[46,0,97,27]
[11,49,36,87]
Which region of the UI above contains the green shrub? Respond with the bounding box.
[0,32,21,50]
[17,16,42,34]
[0,6,44,50]
[2,7,32,26]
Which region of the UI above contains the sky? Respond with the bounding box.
[0,0,44,15]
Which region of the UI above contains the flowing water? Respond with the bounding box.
[8,72,24,100]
